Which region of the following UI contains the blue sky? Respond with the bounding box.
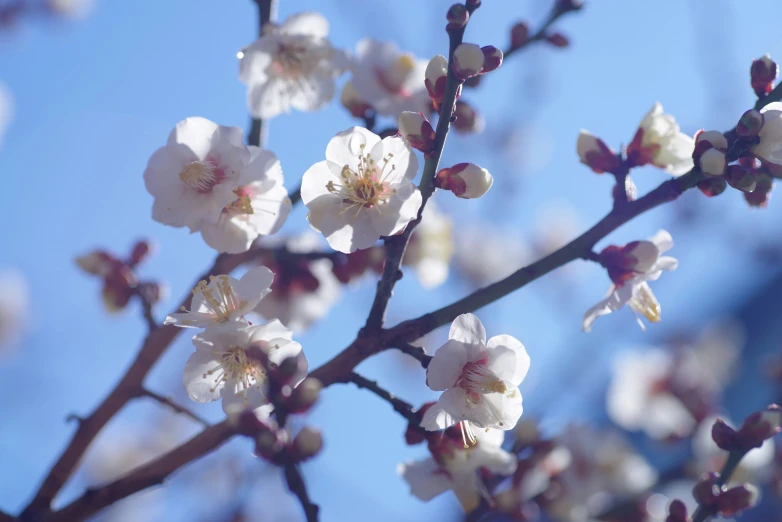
[2,0,782,520]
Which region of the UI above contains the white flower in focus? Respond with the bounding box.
[627,102,694,175]
[184,320,306,414]
[454,225,531,286]
[421,314,529,433]
[199,147,292,253]
[144,117,248,231]
[165,266,274,328]
[239,12,346,119]
[0,270,29,352]
[607,349,696,440]
[399,428,516,512]
[349,39,430,117]
[403,202,454,289]
[301,126,422,253]
[753,101,782,165]
[582,230,678,332]
[254,233,342,332]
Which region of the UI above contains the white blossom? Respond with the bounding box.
[452,43,485,80]
[301,126,422,253]
[199,147,292,253]
[421,314,529,433]
[753,101,782,165]
[403,201,454,289]
[349,39,430,117]
[398,428,516,512]
[184,320,306,414]
[582,230,677,332]
[628,102,694,175]
[239,12,346,119]
[0,270,29,352]
[165,266,274,328]
[144,117,248,231]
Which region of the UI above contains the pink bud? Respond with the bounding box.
[398,112,436,153]
[725,165,757,193]
[699,148,727,176]
[546,32,570,48]
[737,109,765,137]
[751,54,778,97]
[480,45,503,74]
[452,43,485,81]
[711,418,740,451]
[446,4,469,29]
[744,172,774,207]
[435,162,493,199]
[288,377,322,413]
[665,500,689,522]
[510,22,529,50]
[425,55,449,105]
[736,404,782,449]
[697,177,728,197]
[75,251,118,277]
[292,427,324,461]
[695,130,728,151]
[716,484,759,516]
[452,100,484,134]
[129,240,152,267]
[692,472,722,507]
[101,266,137,312]
[577,129,622,174]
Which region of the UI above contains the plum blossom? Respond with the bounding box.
[165,266,274,328]
[0,270,29,353]
[421,314,529,434]
[184,320,306,414]
[348,39,430,117]
[239,12,346,119]
[199,147,292,253]
[752,101,782,166]
[254,233,342,332]
[403,202,454,289]
[582,229,678,332]
[626,102,694,175]
[399,427,516,512]
[301,126,422,253]
[144,117,248,231]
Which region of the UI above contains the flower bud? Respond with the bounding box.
[736,404,782,449]
[101,265,137,312]
[235,409,271,438]
[398,112,436,153]
[452,100,484,134]
[695,130,728,151]
[292,426,324,461]
[751,54,778,97]
[546,32,569,48]
[288,377,322,413]
[665,499,689,522]
[435,162,493,199]
[452,43,485,81]
[255,429,284,461]
[717,484,759,516]
[446,4,469,30]
[480,45,503,74]
[600,239,659,285]
[75,251,117,277]
[340,81,371,119]
[725,165,757,193]
[692,472,722,507]
[510,22,529,50]
[699,148,727,176]
[697,177,728,197]
[129,240,152,267]
[744,172,773,207]
[577,129,622,174]
[425,55,449,104]
[737,109,765,137]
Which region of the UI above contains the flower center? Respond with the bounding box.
[179,160,222,193]
[459,361,508,396]
[326,143,397,212]
[377,54,416,94]
[628,283,661,323]
[203,345,267,403]
[272,43,310,77]
[187,275,247,323]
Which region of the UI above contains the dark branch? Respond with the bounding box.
[394,342,432,368]
[284,464,319,522]
[136,387,210,427]
[349,372,420,425]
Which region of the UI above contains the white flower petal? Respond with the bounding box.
[281,12,329,38]
[183,350,222,403]
[449,313,487,344]
[487,335,529,386]
[427,340,470,391]
[398,459,453,502]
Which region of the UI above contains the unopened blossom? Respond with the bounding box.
[425,55,449,106]
[582,229,677,332]
[577,129,621,174]
[452,43,485,81]
[144,117,248,231]
[199,147,292,253]
[751,54,778,97]
[165,266,274,328]
[254,233,342,332]
[399,427,516,512]
[480,46,503,74]
[752,101,782,166]
[184,320,306,414]
[301,126,422,253]
[435,162,493,199]
[0,270,29,351]
[349,39,430,117]
[421,314,529,433]
[239,12,346,119]
[398,111,435,153]
[699,148,726,176]
[626,102,695,175]
[403,201,454,289]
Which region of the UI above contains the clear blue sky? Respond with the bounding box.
[2,0,782,520]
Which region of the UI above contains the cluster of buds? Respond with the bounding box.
[711,404,782,452]
[693,130,728,177]
[435,162,494,199]
[236,409,323,464]
[452,43,503,82]
[691,472,759,518]
[75,240,164,312]
[750,54,778,98]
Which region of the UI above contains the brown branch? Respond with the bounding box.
[247,0,277,148]
[349,372,420,425]
[394,342,432,368]
[284,464,319,522]
[503,2,582,59]
[135,387,210,428]
[0,511,16,522]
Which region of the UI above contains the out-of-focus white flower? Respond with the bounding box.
[254,233,342,332]
[0,270,29,353]
[301,126,422,253]
[349,39,430,117]
[753,101,782,166]
[627,102,694,175]
[421,314,529,433]
[0,83,12,151]
[144,117,248,231]
[165,266,274,328]
[184,320,306,415]
[46,0,95,19]
[340,81,372,118]
[239,12,346,119]
[399,428,516,512]
[582,230,678,332]
[435,163,493,199]
[454,225,531,286]
[199,147,291,253]
[403,202,453,289]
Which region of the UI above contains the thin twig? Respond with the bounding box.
[503,3,581,59]
[349,372,420,425]
[284,464,319,522]
[690,450,748,522]
[394,342,432,368]
[136,387,210,428]
[288,184,302,207]
[247,0,277,148]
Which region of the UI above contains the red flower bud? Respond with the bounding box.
[446,4,469,30]
[129,240,152,267]
[510,22,529,50]
[697,177,728,197]
[546,32,569,48]
[480,45,503,74]
[751,54,778,97]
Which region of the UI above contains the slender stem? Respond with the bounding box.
[691,450,748,522]
[284,464,319,522]
[288,184,302,206]
[247,0,277,148]
[503,4,580,58]
[136,387,210,427]
[394,342,432,368]
[349,372,420,425]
